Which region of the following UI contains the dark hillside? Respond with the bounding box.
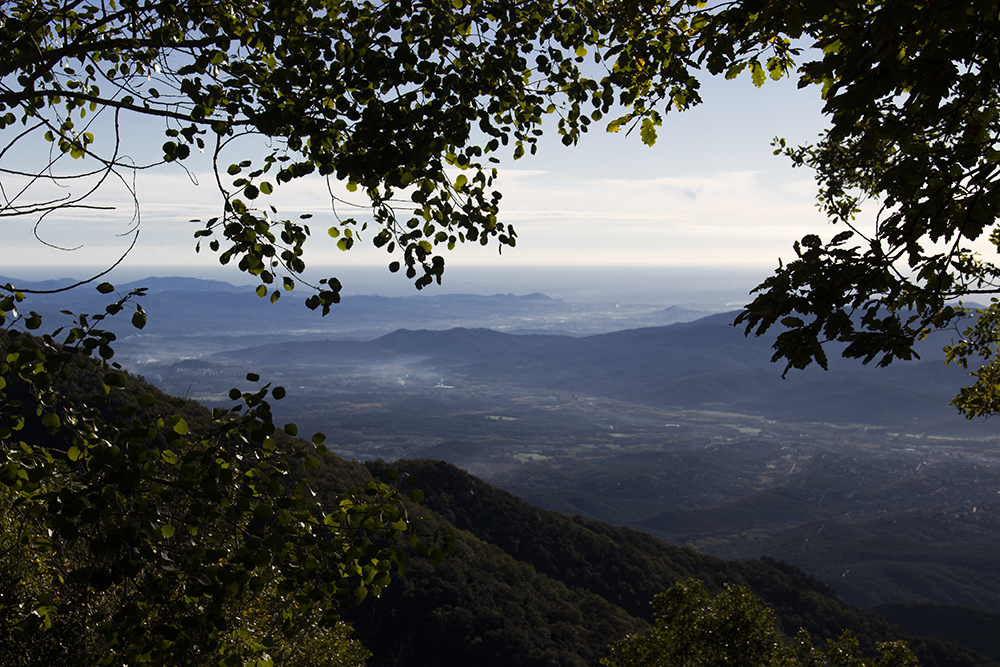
[343,519,648,667]
[874,603,1000,663]
[364,459,996,667]
[637,452,1000,611]
[713,517,1000,611]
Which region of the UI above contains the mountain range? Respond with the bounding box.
[0,274,708,349]
[203,311,982,432]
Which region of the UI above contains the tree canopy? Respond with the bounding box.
[727,0,1000,418]
[0,0,797,306]
[603,579,919,667]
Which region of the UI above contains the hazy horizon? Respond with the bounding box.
[3,263,773,311]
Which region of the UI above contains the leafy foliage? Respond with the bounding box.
[721,1,1000,415]
[0,0,796,309]
[603,579,919,667]
[0,285,433,666]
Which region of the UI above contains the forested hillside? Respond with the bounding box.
[349,459,994,667]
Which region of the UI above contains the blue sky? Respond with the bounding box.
[3,69,834,298]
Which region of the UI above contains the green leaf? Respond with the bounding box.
[41,413,60,432]
[640,118,658,147]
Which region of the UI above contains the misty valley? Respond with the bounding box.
[10,274,1000,665]
[139,320,1000,613]
[82,279,1000,595]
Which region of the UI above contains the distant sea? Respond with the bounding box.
[5,263,774,311]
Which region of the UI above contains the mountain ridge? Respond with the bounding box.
[202,312,977,430]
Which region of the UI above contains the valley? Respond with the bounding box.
[138,330,1000,613]
[15,274,1000,656]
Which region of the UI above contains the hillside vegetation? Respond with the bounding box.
[351,459,993,667]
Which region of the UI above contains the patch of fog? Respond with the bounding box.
[336,359,449,388]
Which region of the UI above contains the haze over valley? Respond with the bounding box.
[10,272,1000,661]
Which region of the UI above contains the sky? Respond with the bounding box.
[3,68,835,303]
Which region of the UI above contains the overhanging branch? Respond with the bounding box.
[0,88,234,126]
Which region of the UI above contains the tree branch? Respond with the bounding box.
[0,88,239,126]
[1,34,219,80]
